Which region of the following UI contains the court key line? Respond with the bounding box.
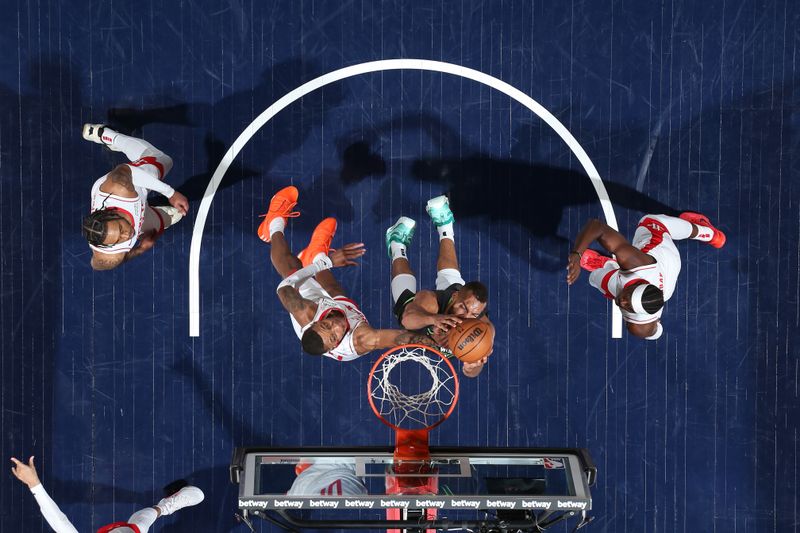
[188,59,622,338]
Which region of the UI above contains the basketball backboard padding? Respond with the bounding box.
[231,446,597,531]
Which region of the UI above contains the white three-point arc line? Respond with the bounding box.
[188,59,623,338]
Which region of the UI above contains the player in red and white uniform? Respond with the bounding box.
[11,455,203,533]
[80,124,189,271]
[287,462,368,496]
[259,186,437,360]
[566,213,726,339]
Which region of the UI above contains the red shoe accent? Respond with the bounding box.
[580,249,613,272]
[257,186,300,243]
[297,218,338,267]
[679,211,726,249]
[97,522,141,533]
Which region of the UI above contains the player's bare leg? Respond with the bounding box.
[427,195,462,282]
[386,217,417,303]
[436,235,459,272]
[270,232,303,278]
[258,186,302,278]
[297,217,346,297]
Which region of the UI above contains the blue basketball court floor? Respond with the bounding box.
[1,1,798,531]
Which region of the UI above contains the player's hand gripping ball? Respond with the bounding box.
[447,318,495,363]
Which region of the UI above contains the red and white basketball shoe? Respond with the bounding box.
[257,186,300,243]
[297,217,338,267]
[579,249,614,271]
[679,212,726,249]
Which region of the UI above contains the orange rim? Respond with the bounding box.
[366,343,459,432]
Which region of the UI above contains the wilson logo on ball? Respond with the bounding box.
[457,327,484,351]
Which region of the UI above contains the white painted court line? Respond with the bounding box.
[188,59,623,338]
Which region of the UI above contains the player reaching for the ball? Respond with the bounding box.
[259,186,438,361]
[566,212,726,339]
[385,195,492,378]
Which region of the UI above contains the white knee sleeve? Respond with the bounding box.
[435,268,465,290]
[127,507,158,533]
[641,214,692,240]
[391,274,417,303]
[109,132,174,179]
[108,132,155,161]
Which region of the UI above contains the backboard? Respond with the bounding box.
[230,446,597,531]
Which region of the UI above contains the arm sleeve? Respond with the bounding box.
[277,255,333,291]
[29,484,80,533]
[129,165,175,198]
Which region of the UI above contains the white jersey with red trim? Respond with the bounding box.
[594,216,682,324]
[89,175,149,254]
[289,279,368,361]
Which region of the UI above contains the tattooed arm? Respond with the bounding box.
[353,326,439,354]
[276,286,317,328]
[98,165,138,197]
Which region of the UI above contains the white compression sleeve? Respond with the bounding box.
[29,484,80,533]
[277,255,333,291]
[129,165,175,198]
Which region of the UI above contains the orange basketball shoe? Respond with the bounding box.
[297,217,338,267]
[679,212,726,248]
[257,186,300,243]
[580,249,614,271]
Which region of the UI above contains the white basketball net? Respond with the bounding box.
[369,345,458,430]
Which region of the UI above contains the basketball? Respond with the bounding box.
[447,318,495,363]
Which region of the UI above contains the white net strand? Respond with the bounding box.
[370,346,457,429]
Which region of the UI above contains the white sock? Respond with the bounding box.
[269,218,286,238]
[390,242,407,261]
[692,225,713,242]
[437,223,454,241]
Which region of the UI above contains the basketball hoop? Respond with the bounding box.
[367,343,459,435]
[368,344,458,525]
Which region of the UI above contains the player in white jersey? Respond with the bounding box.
[10,455,203,533]
[566,212,726,339]
[259,186,438,360]
[288,462,368,496]
[80,124,189,271]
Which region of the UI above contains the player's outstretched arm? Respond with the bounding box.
[11,456,80,533]
[461,357,488,378]
[101,165,189,215]
[329,243,366,267]
[354,326,438,354]
[400,291,462,332]
[567,219,652,284]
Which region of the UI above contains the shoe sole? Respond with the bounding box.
[257,186,299,243]
[299,218,337,266]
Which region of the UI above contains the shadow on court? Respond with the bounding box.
[0,53,83,532]
[104,57,351,234]
[168,356,271,532]
[334,112,677,271]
